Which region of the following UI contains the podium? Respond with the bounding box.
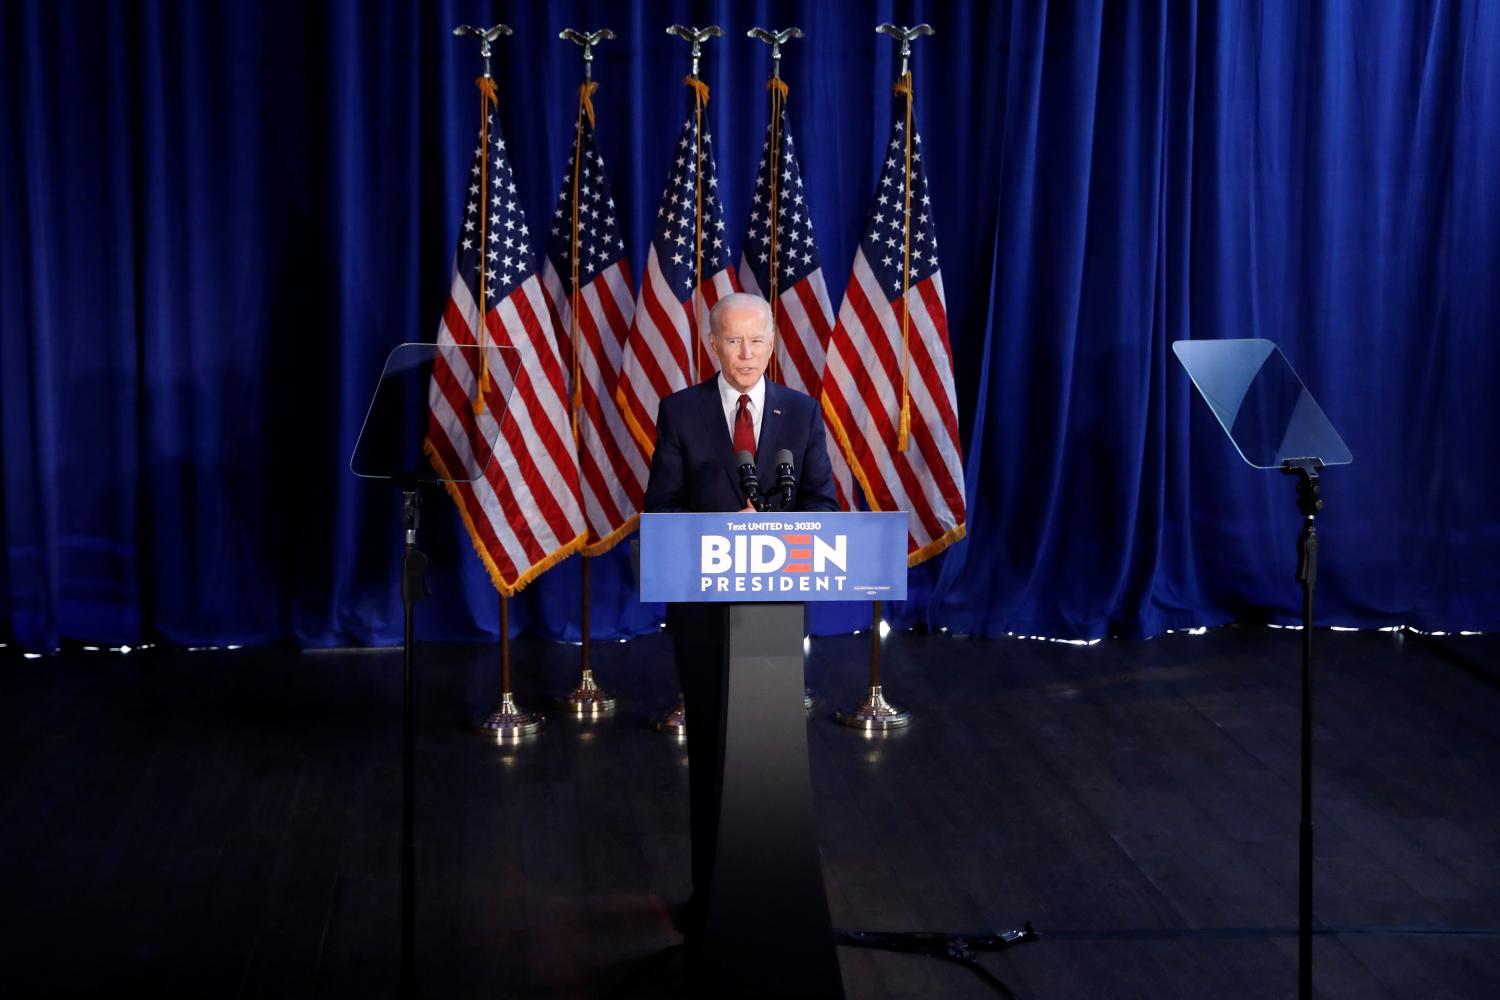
[640,511,908,999]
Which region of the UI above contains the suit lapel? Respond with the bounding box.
[756,382,787,487]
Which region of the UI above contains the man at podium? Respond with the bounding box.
[643,291,838,937]
[644,292,838,514]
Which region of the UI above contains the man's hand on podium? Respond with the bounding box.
[739,502,756,513]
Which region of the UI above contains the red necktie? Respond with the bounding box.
[734,393,756,456]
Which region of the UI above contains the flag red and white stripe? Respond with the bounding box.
[823,93,966,563]
[425,118,587,594]
[738,103,856,509]
[539,113,647,555]
[617,97,740,453]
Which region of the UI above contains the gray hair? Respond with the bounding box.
[709,292,773,338]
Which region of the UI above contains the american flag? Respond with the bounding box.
[823,90,966,564]
[539,113,647,555]
[738,105,856,510]
[425,111,588,594]
[616,99,740,453]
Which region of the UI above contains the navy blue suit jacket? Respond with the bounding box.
[643,378,839,513]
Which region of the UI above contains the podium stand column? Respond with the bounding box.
[699,602,843,999]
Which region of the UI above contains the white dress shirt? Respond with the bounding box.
[717,374,766,450]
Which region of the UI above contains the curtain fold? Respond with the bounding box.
[3,1,1497,651]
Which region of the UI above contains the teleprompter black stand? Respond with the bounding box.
[397,486,427,1000]
[351,342,514,1000]
[1284,456,1322,1000]
[1174,338,1352,1000]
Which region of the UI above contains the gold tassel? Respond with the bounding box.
[684,75,710,106]
[578,80,598,129]
[686,75,710,382]
[765,75,787,384]
[569,80,591,442]
[474,76,500,415]
[894,72,914,452]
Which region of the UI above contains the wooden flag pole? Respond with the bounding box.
[479,592,544,740]
[456,23,543,743]
[502,594,511,690]
[749,26,818,712]
[452,23,512,414]
[555,28,618,719]
[835,23,935,733]
[647,26,722,740]
[667,24,723,385]
[556,553,616,716]
[877,22,931,452]
[836,598,910,730]
[747,26,803,385]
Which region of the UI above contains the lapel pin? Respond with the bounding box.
[772,408,782,415]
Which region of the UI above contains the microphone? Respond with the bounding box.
[736,450,767,512]
[774,449,796,510]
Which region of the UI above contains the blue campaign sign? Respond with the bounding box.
[638,511,909,603]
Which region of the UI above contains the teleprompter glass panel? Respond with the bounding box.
[1172,339,1351,469]
[350,342,520,484]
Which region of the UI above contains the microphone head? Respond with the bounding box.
[736,450,756,467]
[774,449,794,468]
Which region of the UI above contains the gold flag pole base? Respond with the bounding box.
[835,685,911,731]
[554,669,617,717]
[557,558,614,717]
[650,690,687,737]
[804,687,820,711]
[478,692,545,741]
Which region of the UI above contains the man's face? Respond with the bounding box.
[711,307,774,392]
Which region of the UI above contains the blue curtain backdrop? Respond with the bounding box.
[3,0,1498,651]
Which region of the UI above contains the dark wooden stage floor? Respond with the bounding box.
[2,625,1498,999]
